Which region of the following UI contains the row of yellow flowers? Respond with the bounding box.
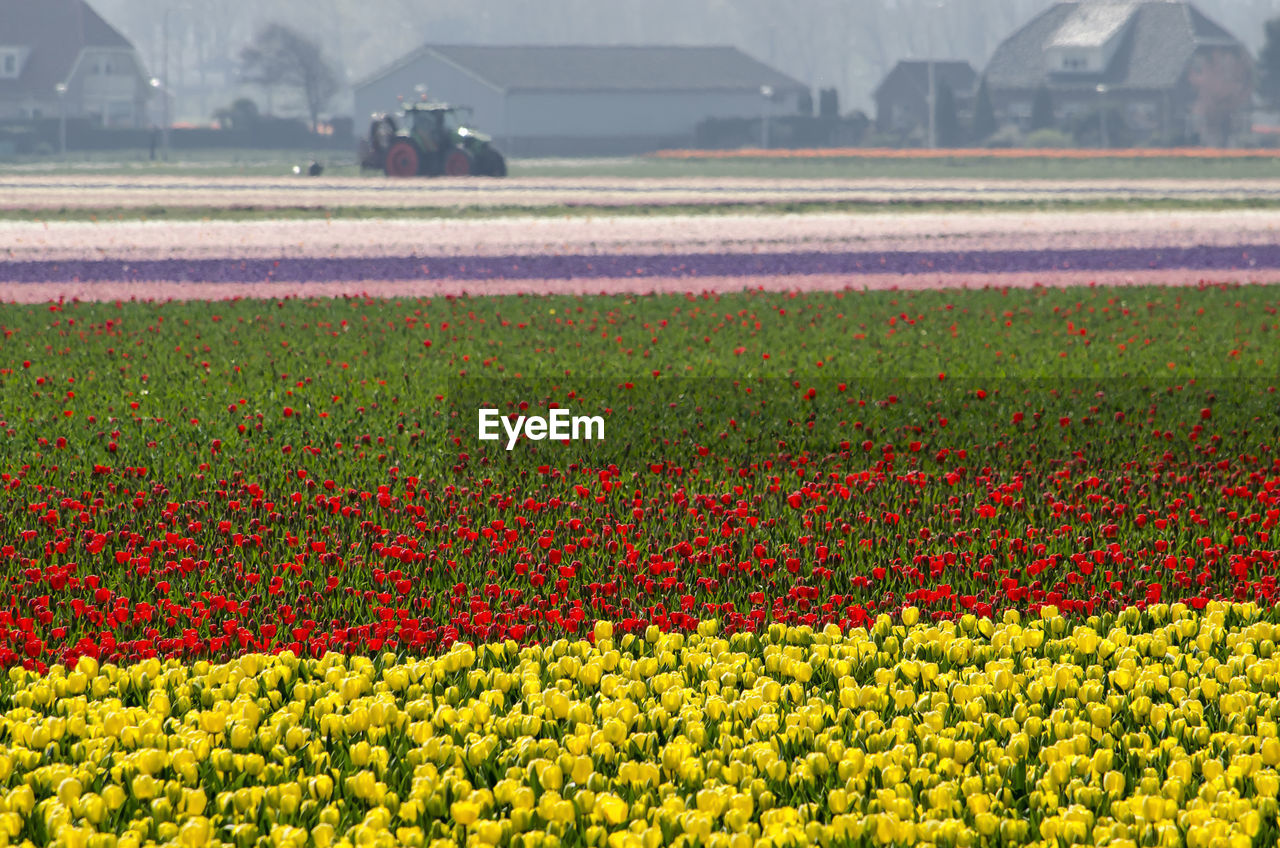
[1,603,1278,848]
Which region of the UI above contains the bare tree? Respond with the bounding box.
[239,23,341,131]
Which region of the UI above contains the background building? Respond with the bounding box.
[873,60,978,135]
[982,1,1252,145]
[0,0,150,126]
[354,44,810,156]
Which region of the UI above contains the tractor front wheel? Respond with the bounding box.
[385,142,420,177]
[443,148,473,176]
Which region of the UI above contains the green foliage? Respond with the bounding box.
[797,89,814,117]
[1024,128,1073,149]
[934,82,960,147]
[818,88,840,120]
[971,78,997,142]
[1030,86,1055,132]
[213,97,262,131]
[1070,106,1130,149]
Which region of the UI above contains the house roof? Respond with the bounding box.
[356,44,810,95]
[1047,2,1138,49]
[0,0,136,99]
[873,61,978,102]
[983,1,1247,93]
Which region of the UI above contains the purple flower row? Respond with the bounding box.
[2,245,1275,284]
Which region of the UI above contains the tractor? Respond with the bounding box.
[360,101,507,177]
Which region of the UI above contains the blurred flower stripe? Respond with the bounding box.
[650,147,1280,160]
[6,211,1273,265]
[4,244,1280,285]
[0,605,1277,848]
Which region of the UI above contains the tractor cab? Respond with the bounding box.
[405,103,457,152]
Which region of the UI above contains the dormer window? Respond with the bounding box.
[87,55,125,76]
[1052,52,1095,73]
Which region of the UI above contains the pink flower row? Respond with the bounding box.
[2,209,1274,262]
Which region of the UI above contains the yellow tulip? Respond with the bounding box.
[76,792,106,825]
[179,817,211,847]
[476,820,504,844]
[56,777,82,806]
[201,711,227,735]
[450,800,480,826]
[545,691,571,721]
[311,823,335,848]
[229,722,254,750]
[310,775,334,801]
[827,789,849,815]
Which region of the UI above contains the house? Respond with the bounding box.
[0,0,150,126]
[982,1,1252,145]
[873,61,978,136]
[353,45,811,156]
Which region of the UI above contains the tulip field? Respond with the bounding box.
[3,200,1280,847]
[7,605,1280,848]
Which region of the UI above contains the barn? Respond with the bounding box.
[353,44,810,156]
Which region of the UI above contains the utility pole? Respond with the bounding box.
[55,83,68,155]
[161,8,171,160]
[1096,84,1109,149]
[923,4,944,150]
[761,85,773,149]
[927,59,937,149]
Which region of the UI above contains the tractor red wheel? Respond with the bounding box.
[384,142,419,177]
[443,148,472,176]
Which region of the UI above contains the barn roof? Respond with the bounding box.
[983,1,1246,93]
[0,0,135,99]
[356,44,810,95]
